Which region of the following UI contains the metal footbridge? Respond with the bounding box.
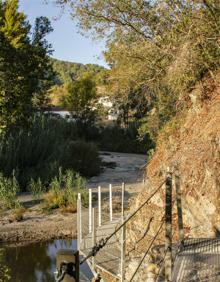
[76,170,220,281]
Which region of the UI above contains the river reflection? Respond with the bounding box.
[2,240,92,282]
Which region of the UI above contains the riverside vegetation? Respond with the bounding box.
[1,0,220,224]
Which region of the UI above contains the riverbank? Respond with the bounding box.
[0,204,77,246]
[0,152,146,246]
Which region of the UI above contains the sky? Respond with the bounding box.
[19,0,107,67]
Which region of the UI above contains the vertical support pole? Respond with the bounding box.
[165,169,173,282]
[143,171,146,184]
[98,186,102,227]
[56,250,79,282]
[89,189,92,233]
[120,182,126,282]
[175,170,184,241]
[77,193,82,252]
[92,208,97,269]
[109,184,113,222]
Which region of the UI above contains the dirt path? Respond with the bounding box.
[0,152,146,246]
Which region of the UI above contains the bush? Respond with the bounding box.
[99,123,154,154]
[28,178,46,199]
[42,169,88,212]
[61,140,102,177]
[0,173,20,209]
[0,115,101,190]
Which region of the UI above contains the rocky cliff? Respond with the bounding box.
[124,82,220,281]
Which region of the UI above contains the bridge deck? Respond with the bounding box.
[80,219,121,279]
[172,238,220,282]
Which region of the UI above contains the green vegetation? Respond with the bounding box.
[28,178,46,200]
[0,0,55,132]
[3,0,219,206]
[0,172,20,209]
[42,169,88,212]
[56,0,220,144]
[48,58,108,107]
[64,76,97,117]
[0,116,101,190]
[51,58,106,85]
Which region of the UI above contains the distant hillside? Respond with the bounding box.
[48,58,108,106]
[51,58,106,85]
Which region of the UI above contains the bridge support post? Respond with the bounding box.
[92,207,97,269]
[109,184,113,222]
[56,250,79,282]
[165,169,173,282]
[175,170,184,241]
[98,186,102,227]
[77,193,82,252]
[120,182,126,282]
[89,189,92,233]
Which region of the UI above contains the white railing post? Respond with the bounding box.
[89,189,92,233]
[109,184,113,222]
[92,207,97,269]
[98,186,102,227]
[77,193,82,251]
[120,183,126,282]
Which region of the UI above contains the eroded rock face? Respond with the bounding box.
[125,93,220,281]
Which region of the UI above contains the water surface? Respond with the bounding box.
[2,240,92,282]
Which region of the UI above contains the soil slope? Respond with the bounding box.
[128,85,220,244]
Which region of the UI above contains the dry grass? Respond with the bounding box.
[10,207,26,222]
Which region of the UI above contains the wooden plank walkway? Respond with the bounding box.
[80,219,121,279]
[172,238,220,282]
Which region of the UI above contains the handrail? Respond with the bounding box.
[80,180,166,264]
[129,219,165,282]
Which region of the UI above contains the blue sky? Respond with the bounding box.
[19,0,107,67]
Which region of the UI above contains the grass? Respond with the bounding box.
[41,169,88,212]
[0,172,21,210]
[10,207,26,222]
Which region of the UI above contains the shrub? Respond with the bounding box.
[11,207,26,222]
[99,123,154,154]
[61,141,102,177]
[42,169,88,212]
[28,178,46,199]
[0,173,20,209]
[0,115,101,190]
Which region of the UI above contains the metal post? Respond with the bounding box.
[175,170,184,241]
[89,189,92,233]
[56,250,79,282]
[98,186,102,227]
[143,171,146,184]
[92,207,97,269]
[120,183,126,282]
[77,193,82,252]
[165,169,173,282]
[109,184,113,222]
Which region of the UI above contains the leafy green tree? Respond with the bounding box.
[56,0,220,142]
[0,0,55,131]
[31,16,56,107]
[64,76,97,118]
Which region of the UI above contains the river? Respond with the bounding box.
[1,239,93,282]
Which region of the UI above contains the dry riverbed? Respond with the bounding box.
[0,152,146,246]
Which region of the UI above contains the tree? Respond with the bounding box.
[0,0,55,131]
[64,76,96,118]
[56,0,220,141]
[31,16,55,107]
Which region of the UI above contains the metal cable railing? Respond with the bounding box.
[129,219,165,282]
[80,180,166,265]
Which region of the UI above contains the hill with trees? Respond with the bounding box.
[48,58,108,106]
